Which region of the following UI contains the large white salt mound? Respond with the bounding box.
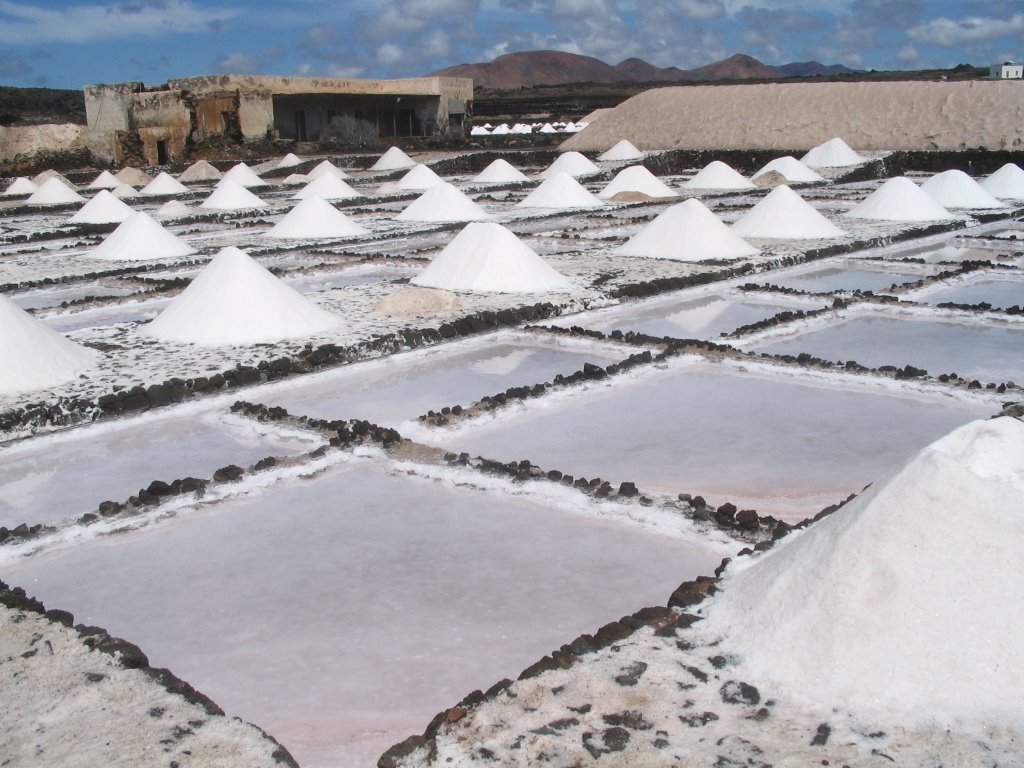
[200,179,269,211]
[111,184,140,200]
[89,211,195,261]
[800,137,865,169]
[87,170,122,190]
[922,169,1007,209]
[265,196,369,240]
[704,416,1024,731]
[145,246,340,345]
[411,222,571,293]
[141,172,188,196]
[598,140,644,162]
[751,156,826,184]
[516,172,604,209]
[2,177,38,196]
[472,159,528,184]
[370,146,416,172]
[178,160,222,183]
[69,190,134,224]
[617,198,758,261]
[33,170,76,189]
[732,184,846,239]
[306,160,349,180]
[219,163,267,189]
[395,181,492,223]
[539,151,601,179]
[276,153,303,169]
[598,165,677,200]
[0,294,99,394]
[291,174,362,201]
[155,200,193,220]
[115,167,152,186]
[682,160,757,191]
[26,178,85,206]
[395,164,444,191]
[844,177,956,222]
[980,163,1024,201]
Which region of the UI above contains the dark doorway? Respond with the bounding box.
[156,140,168,165]
[295,111,307,142]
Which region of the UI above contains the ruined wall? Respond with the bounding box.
[238,90,273,140]
[83,82,141,163]
[130,90,191,165]
[0,123,85,162]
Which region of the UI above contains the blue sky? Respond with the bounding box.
[1,0,1021,89]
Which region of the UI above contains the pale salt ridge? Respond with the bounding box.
[89,211,196,261]
[69,189,135,225]
[395,164,444,191]
[33,170,76,189]
[145,246,341,345]
[111,184,140,200]
[265,196,369,240]
[598,139,644,162]
[472,159,529,184]
[516,172,604,209]
[921,169,1008,209]
[0,293,99,394]
[200,179,269,211]
[2,177,39,196]
[681,160,756,191]
[26,178,85,206]
[306,160,349,180]
[751,156,826,184]
[115,167,152,186]
[616,198,759,261]
[598,165,678,199]
[141,172,189,196]
[410,222,571,293]
[844,176,956,221]
[395,181,492,223]
[370,146,416,171]
[155,200,193,220]
[291,174,362,201]
[703,416,1024,732]
[539,151,601,179]
[980,163,1024,201]
[275,153,303,169]
[731,184,846,239]
[177,160,222,182]
[86,170,122,190]
[800,137,865,169]
[219,163,267,189]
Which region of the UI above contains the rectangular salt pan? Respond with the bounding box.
[0,455,724,768]
[756,263,927,293]
[912,276,1024,309]
[424,360,991,521]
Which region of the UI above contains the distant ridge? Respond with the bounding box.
[429,50,857,89]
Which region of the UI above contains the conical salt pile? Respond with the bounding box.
[145,246,341,345]
[844,177,956,222]
[0,294,99,394]
[801,137,865,169]
[89,211,195,261]
[599,166,677,200]
[472,159,528,184]
[395,181,492,223]
[598,140,644,162]
[306,160,349,180]
[395,164,444,191]
[276,153,303,169]
[69,189,134,224]
[200,178,269,211]
[539,151,601,179]
[732,185,846,239]
[921,169,1007,209]
[751,156,826,184]
[682,160,757,191]
[1,177,38,196]
[156,200,193,220]
[115,167,152,186]
[219,163,267,189]
[980,163,1024,201]
[265,196,369,240]
[370,146,416,172]
[87,170,122,190]
[178,160,222,183]
[411,222,571,293]
[111,184,140,200]
[703,416,1024,730]
[617,198,758,261]
[516,172,604,210]
[141,172,189,196]
[26,178,85,206]
[292,174,362,201]
[32,170,76,189]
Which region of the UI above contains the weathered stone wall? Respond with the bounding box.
[83,81,141,163]
[0,123,84,162]
[130,90,191,165]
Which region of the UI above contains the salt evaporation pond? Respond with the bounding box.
[10,281,138,310]
[0,453,726,768]
[553,291,826,339]
[423,359,990,520]
[913,275,1024,309]
[262,332,628,425]
[0,408,322,527]
[757,262,927,293]
[752,312,1024,383]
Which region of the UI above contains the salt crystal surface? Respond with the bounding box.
[598,140,644,162]
[980,163,1024,201]
[681,160,756,191]
[751,156,825,184]
[111,183,140,200]
[845,176,956,221]
[370,146,416,171]
[395,182,491,223]
[515,172,603,209]
[276,152,303,169]
[922,169,1007,209]
[88,211,195,261]
[291,174,362,201]
[800,137,865,169]
[598,165,677,199]
[155,200,193,219]
[32,170,76,189]
[394,163,443,191]
[265,196,368,240]
[1,177,38,196]
[69,189,134,225]
[26,178,85,206]
[219,163,267,189]
[86,170,121,190]
[472,159,528,184]
[731,185,846,239]
[200,178,269,210]
[306,160,349,180]
[914,276,1024,309]
[538,151,601,179]
[178,160,222,182]
[617,198,758,261]
[115,167,152,186]
[141,172,188,196]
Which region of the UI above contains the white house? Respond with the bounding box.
[989,62,1023,79]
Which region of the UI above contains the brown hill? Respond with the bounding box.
[685,53,779,81]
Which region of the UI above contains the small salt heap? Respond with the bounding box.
[87,170,122,190]
[394,164,444,191]
[141,172,189,196]
[751,156,826,185]
[617,198,758,261]
[844,177,956,222]
[155,200,193,220]
[731,185,846,239]
[178,160,222,183]
[89,211,195,261]
[26,178,85,206]
[598,140,644,162]
[980,163,1024,202]
[306,160,349,180]
[200,179,269,211]
[472,159,529,184]
[265,196,369,240]
[539,151,601,179]
[516,172,603,209]
[395,182,491,223]
[111,184,140,200]
[115,167,152,186]
[292,174,362,201]
[681,161,756,191]
[2,177,39,196]
[69,189,134,224]
[219,163,267,189]
[370,146,416,172]
[275,153,303,169]
[921,169,1007,210]
[801,137,865,169]
[33,170,77,189]
[599,166,677,200]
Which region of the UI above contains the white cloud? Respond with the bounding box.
[0,1,240,45]
[908,13,1024,46]
[675,0,724,21]
[213,51,262,72]
[896,44,918,63]
[377,42,404,65]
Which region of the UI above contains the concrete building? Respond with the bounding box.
[989,62,1023,79]
[84,73,473,166]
